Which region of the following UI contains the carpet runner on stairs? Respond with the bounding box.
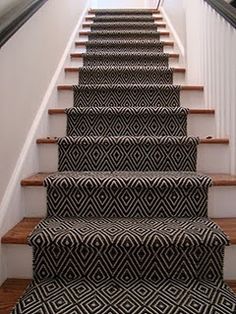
[85,40,165,53]
[12,8,236,314]
[66,107,188,136]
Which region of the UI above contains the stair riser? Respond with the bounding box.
[37,143,229,173]
[89,25,160,31]
[66,108,188,137]
[31,245,224,282]
[64,71,186,85]
[23,186,236,219]
[57,138,198,172]
[48,113,216,138]
[80,69,174,84]
[88,33,162,41]
[83,55,170,67]
[57,89,205,108]
[73,45,174,55]
[4,244,236,280]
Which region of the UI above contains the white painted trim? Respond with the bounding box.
[160,6,185,57]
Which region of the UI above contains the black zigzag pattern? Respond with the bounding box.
[90,22,158,30]
[66,107,188,137]
[12,277,236,314]
[29,216,228,282]
[88,30,161,40]
[73,84,180,107]
[79,66,173,85]
[83,52,169,67]
[85,40,164,53]
[44,172,212,218]
[58,136,199,172]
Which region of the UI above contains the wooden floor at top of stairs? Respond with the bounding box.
[2,217,236,245]
[0,278,236,314]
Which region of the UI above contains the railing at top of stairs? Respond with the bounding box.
[0,0,48,48]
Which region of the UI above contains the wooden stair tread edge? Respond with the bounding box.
[85,16,164,21]
[70,52,179,58]
[35,137,229,144]
[82,22,167,28]
[75,40,174,46]
[20,172,236,187]
[64,66,185,73]
[2,217,236,245]
[0,279,31,314]
[57,85,203,91]
[48,108,215,115]
[1,218,42,244]
[79,30,170,35]
[87,9,161,14]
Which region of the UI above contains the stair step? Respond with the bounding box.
[9,277,236,314]
[70,51,179,59]
[0,279,31,314]
[75,40,174,47]
[20,172,236,187]
[77,66,176,85]
[2,277,236,314]
[85,15,164,21]
[4,279,236,314]
[82,22,167,28]
[48,108,215,115]
[2,217,236,245]
[55,136,199,172]
[65,67,183,73]
[26,217,230,281]
[57,84,203,91]
[36,137,228,144]
[65,66,184,73]
[88,9,161,14]
[79,30,170,36]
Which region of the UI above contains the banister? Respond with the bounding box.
[204,0,236,28]
[0,0,48,48]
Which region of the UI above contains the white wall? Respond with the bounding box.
[162,0,186,50]
[91,0,147,8]
[0,0,90,284]
[0,0,88,204]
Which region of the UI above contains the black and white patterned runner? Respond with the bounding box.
[12,8,236,313]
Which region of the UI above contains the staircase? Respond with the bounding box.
[1,8,236,313]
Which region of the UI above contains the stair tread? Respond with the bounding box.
[79,30,170,35]
[85,16,164,21]
[2,217,236,245]
[5,277,236,313]
[36,136,229,144]
[25,216,231,248]
[20,172,236,186]
[71,51,179,58]
[83,22,166,27]
[0,279,31,314]
[75,39,173,46]
[1,278,235,314]
[65,66,184,72]
[48,108,215,115]
[57,84,203,91]
[88,9,161,14]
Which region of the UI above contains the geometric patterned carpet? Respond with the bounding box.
[12,8,236,313]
